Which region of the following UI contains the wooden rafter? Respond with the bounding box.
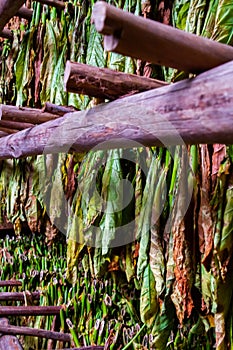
[64,61,168,100]
[0,0,26,34]
[92,1,233,73]
[0,60,232,159]
[0,324,71,342]
[0,306,62,315]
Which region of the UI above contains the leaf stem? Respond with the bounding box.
[121,323,146,350]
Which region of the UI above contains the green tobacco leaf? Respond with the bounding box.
[100,149,123,255]
[40,20,58,104]
[15,29,35,106]
[173,0,191,30]
[201,0,219,38]
[86,24,105,67]
[186,0,208,35]
[140,263,158,327]
[149,167,167,296]
[211,0,233,45]
[50,44,68,105]
[137,156,160,279]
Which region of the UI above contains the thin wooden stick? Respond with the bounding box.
[64,61,168,100]
[0,120,34,130]
[92,1,233,73]
[0,126,19,134]
[0,281,22,287]
[0,105,61,124]
[0,324,71,342]
[0,291,40,301]
[43,102,77,116]
[0,306,62,316]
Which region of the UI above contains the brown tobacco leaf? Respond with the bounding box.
[171,149,195,323]
[212,144,226,191]
[34,25,45,107]
[198,145,214,270]
[64,155,77,204]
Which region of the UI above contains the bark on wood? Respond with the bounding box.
[0,105,61,124]
[1,29,13,40]
[0,306,62,315]
[0,0,26,34]
[16,6,33,20]
[0,131,9,138]
[0,60,233,158]
[0,318,23,350]
[0,126,19,134]
[36,0,65,9]
[0,281,22,287]
[0,120,34,130]
[64,61,168,100]
[92,1,233,73]
[0,291,40,301]
[0,325,71,342]
[43,102,78,116]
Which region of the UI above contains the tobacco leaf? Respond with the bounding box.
[198,145,214,269]
[211,0,233,45]
[137,156,160,279]
[149,166,167,296]
[100,149,123,255]
[171,149,195,323]
[140,263,158,327]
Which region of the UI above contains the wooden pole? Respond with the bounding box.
[0,319,23,350]
[0,28,13,40]
[0,60,233,158]
[0,120,34,130]
[64,61,168,100]
[16,6,33,20]
[0,131,10,138]
[0,105,60,124]
[0,325,71,342]
[0,281,22,287]
[0,306,62,316]
[43,102,78,116]
[0,291,40,301]
[92,1,233,73]
[0,126,19,134]
[0,0,26,34]
[36,0,65,9]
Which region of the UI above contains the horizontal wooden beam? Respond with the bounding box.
[43,102,78,116]
[0,0,26,34]
[0,120,34,131]
[0,306,62,316]
[0,324,71,342]
[0,105,61,124]
[0,60,233,158]
[16,6,33,20]
[0,281,22,287]
[64,61,168,100]
[0,291,40,301]
[0,126,19,134]
[92,1,233,73]
[36,0,65,9]
[1,28,13,40]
